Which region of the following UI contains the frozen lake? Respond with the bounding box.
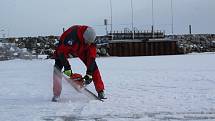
[0,53,215,121]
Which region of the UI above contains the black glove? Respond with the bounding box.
[83,74,93,85]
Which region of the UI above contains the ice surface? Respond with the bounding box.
[0,53,215,121]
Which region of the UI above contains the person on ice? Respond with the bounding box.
[52,25,106,102]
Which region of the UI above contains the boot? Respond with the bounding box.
[52,96,60,102]
[98,91,107,99]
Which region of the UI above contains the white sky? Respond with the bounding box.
[0,0,214,37]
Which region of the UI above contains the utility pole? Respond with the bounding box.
[189,25,192,35]
[171,0,174,35]
[131,0,134,39]
[109,0,113,40]
[152,0,155,39]
[104,19,108,35]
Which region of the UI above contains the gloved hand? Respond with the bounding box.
[63,70,72,77]
[83,74,93,85]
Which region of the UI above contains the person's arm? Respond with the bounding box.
[86,58,98,75]
[86,44,98,75]
[57,52,72,77]
[83,44,98,85]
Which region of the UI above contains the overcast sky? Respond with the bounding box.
[0,0,214,37]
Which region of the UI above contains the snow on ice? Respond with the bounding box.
[0,53,215,121]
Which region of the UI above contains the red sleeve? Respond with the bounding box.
[88,44,97,58]
[86,44,98,75]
